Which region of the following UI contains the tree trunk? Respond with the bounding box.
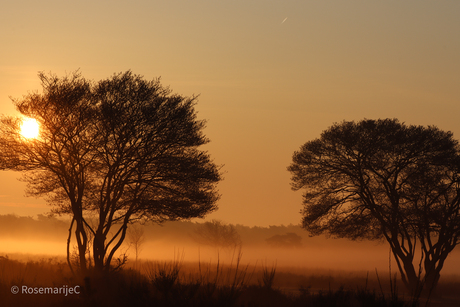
[75,219,88,275]
[93,228,106,273]
[424,269,441,296]
[399,256,421,295]
[388,238,421,295]
[423,252,449,296]
[104,223,129,272]
[67,217,75,276]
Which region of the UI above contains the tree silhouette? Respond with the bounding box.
[128,225,145,270]
[288,119,460,295]
[193,220,241,250]
[0,71,222,274]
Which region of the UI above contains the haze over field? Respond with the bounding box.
[1,215,460,277]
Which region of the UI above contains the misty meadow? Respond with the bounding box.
[1,214,460,306]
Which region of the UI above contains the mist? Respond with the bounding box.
[1,214,460,277]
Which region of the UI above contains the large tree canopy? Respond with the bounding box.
[0,71,222,274]
[288,119,460,294]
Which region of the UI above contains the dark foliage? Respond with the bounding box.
[0,71,222,274]
[288,119,460,295]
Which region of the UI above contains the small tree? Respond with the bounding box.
[0,71,222,274]
[288,119,460,295]
[194,220,242,250]
[128,225,145,270]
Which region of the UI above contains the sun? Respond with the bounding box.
[20,118,39,139]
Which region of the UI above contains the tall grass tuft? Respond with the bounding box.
[260,261,277,291]
[216,248,253,306]
[145,251,184,299]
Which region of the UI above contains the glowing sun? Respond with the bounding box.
[20,118,39,139]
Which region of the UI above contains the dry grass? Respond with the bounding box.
[1,253,460,307]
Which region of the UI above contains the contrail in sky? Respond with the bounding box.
[281,17,288,24]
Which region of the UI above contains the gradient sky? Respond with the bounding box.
[0,1,459,226]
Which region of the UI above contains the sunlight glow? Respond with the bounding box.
[20,118,39,139]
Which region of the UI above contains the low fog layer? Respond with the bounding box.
[1,214,459,275]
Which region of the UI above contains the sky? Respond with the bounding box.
[0,1,459,227]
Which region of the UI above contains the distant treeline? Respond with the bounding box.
[0,214,69,241]
[0,214,311,247]
[0,214,379,250]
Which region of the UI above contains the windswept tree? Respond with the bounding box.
[0,71,222,274]
[288,119,460,295]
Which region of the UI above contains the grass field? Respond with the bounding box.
[1,253,460,307]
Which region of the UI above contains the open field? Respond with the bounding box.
[1,216,460,306]
[1,253,460,307]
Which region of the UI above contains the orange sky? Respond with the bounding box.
[0,1,459,226]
